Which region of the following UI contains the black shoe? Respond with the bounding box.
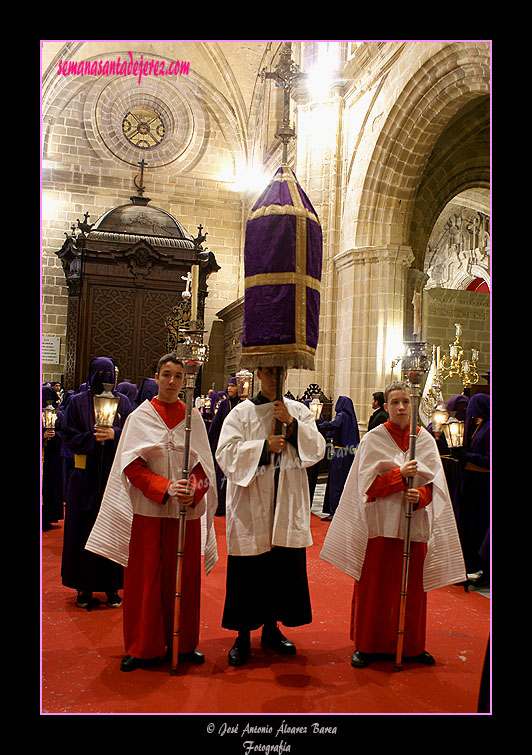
[76,591,101,610]
[120,654,165,672]
[120,655,143,672]
[261,627,296,655]
[228,637,251,667]
[106,592,122,608]
[76,591,90,608]
[178,649,205,665]
[405,651,435,665]
[351,650,371,668]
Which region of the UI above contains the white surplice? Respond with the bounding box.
[215,398,326,556]
[319,423,466,591]
[85,400,218,574]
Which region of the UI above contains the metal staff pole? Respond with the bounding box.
[395,341,430,671]
[170,352,196,674]
[275,367,286,435]
[170,262,209,675]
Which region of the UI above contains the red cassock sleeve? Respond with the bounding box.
[366,467,432,509]
[124,457,169,504]
[124,458,210,508]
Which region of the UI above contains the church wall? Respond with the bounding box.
[423,288,490,399]
[41,42,255,386]
[314,41,490,422]
[42,41,490,416]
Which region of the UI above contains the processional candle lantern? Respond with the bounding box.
[431,404,450,438]
[441,416,465,448]
[42,401,58,430]
[236,369,253,400]
[309,395,323,420]
[42,401,58,447]
[430,402,464,448]
[93,383,120,444]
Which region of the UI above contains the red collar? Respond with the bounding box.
[150,397,186,429]
[383,419,419,452]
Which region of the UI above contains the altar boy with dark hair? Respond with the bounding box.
[86,353,218,671]
[216,366,325,666]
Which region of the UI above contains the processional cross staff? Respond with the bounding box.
[394,293,430,670]
[170,255,208,674]
[262,41,306,167]
[260,43,308,416]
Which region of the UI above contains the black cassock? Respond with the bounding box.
[221,392,312,632]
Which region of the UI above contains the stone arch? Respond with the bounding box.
[352,42,490,251]
[410,95,490,271]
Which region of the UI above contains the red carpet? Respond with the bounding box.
[41,513,490,717]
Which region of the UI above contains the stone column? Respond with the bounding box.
[333,244,414,428]
[406,268,430,340]
[291,78,345,400]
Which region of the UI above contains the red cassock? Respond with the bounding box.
[122,398,203,659]
[350,420,433,657]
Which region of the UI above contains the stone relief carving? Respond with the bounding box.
[424,210,490,290]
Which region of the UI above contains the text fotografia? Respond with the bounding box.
[209,721,338,751]
[57,52,190,85]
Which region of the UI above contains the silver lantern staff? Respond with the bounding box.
[171,260,209,675]
[395,325,431,671]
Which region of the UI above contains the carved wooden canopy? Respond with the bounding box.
[56,195,219,390]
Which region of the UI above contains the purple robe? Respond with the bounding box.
[42,387,64,528]
[55,390,76,503]
[117,381,139,404]
[134,377,157,407]
[60,357,132,593]
[318,396,360,517]
[202,391,222,429]
[427,394,470,518]
[457,393,490,574]
[208,394,240,515]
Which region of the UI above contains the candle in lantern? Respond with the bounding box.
[309,396,323,419]
[431,404,449,438]
[442,417,465,448]
[191,264,199,322]
[93,386,120,430]
[236,369,253,399]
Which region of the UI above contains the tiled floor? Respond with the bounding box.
[310,482,490,599]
